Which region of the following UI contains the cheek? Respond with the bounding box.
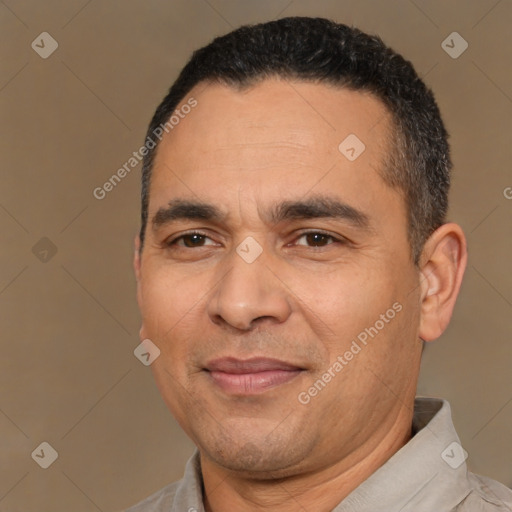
[292,263,395,344]
[139,266,203,342]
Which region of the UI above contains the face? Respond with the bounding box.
[135,79,424,478]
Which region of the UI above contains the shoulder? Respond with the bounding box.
[123,481,180,512]
[455,473,512,511]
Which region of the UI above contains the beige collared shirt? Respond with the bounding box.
[125,398,512,511]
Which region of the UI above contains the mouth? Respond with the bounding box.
[204,357,305,395]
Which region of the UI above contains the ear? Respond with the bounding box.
[133,234,147,341]
[133,234,142,283]
[133,234,148,341]
[418,223,467,342]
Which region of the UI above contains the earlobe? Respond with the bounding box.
[418,223,467,342]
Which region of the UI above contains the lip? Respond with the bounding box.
[204,357,304,395]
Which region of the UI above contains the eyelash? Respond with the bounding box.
[165,230,345,249]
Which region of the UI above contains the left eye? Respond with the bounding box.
[294,232,338,247]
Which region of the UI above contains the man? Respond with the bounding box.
[128,17,512,512]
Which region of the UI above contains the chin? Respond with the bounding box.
[197,425,315,478]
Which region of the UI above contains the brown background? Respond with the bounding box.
[0,0,511,510]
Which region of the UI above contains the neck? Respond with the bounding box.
[201,403,414,512]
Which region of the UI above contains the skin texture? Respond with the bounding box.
[134,79,467,512]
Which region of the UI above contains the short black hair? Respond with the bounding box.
[139,16,451,264]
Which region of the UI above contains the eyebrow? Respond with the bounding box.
[151,196,371,231]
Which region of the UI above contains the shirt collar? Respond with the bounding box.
[333,398,472,512]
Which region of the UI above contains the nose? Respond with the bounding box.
[207,246,292,331]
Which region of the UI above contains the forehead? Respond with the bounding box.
[148,79,403,229]
[160,79,392,161]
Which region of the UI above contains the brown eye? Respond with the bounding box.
[166,232,216,248]
[295,231,338,247]
[180,234,207,247]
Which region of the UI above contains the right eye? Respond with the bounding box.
[165,231,218,248]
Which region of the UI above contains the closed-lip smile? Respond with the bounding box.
[204,357,304,394]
